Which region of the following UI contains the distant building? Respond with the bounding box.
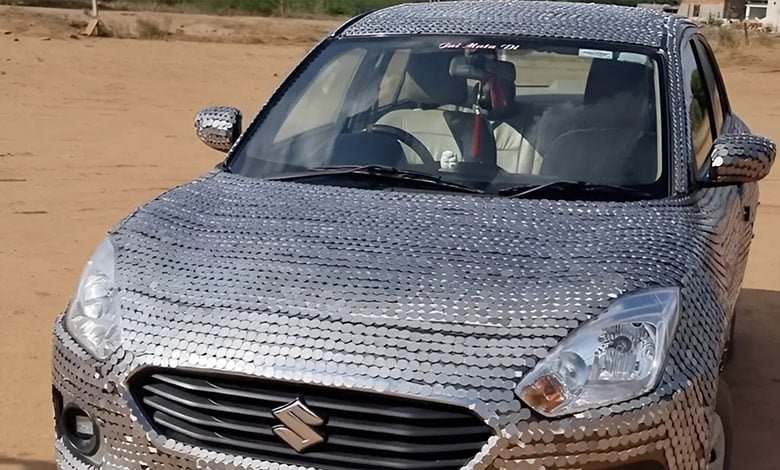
[745,0,780,29]
[678,0,746,20]
[745,0,768,18]
[637,3,679,13]
[768,0,780,28]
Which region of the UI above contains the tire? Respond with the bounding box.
[709,378,733,470]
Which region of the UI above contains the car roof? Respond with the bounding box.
[338,0,686,48]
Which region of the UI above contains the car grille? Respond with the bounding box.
[129,369,493,470]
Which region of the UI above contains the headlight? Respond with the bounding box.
[65,237,122,359]
[517,288,680,417]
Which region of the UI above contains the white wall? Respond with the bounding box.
[766,0,780,29]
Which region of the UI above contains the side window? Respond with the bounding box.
[499,51,592,96]
[378,49,410,107]
[681,39,715,168]
[693,37,726,133]
[275,49,365,142]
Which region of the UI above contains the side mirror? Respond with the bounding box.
[194,106,242,152]
[703,133,776,184]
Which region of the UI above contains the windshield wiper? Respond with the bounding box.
[267,165,484,194]
[499,180,652,199]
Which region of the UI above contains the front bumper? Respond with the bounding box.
[52,317,712,470]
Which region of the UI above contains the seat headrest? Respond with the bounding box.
[400,52,467,106]
[584,58,653,105]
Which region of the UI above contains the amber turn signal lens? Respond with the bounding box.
[520,375,566,413]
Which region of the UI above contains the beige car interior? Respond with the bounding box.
[376,52,526,170]
[373,51,659,184]
[375,53,494,166]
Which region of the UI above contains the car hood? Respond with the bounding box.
[112,170,702,418]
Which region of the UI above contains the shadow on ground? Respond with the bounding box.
[0,457,56,470]
[727,288,780,470]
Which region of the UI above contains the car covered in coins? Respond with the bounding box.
[52,1,776,470]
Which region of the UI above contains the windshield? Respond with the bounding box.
[230,36,667,199]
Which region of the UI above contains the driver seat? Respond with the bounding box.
[376,52,496,166]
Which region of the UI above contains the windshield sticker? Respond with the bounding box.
[617,52,650,65]
[578,48,614,59]
[439,42,523,51]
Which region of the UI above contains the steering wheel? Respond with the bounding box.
[367,124,437,167]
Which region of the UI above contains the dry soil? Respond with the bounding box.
[0,6,778,470]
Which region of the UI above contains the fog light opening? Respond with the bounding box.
[62,404,100,456]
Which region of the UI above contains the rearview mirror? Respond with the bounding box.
[194,106,242,152]
[449,55,516,81]
[703,133,775,185]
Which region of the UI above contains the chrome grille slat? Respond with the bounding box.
[142,383,276,419]
[155,412,469,470]
[131,369,493,470]
[144,394,490,440]
[143,395,277,437]
[151,373,469,421]
[152,408,486,456]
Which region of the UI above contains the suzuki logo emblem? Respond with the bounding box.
[272,398,326,452]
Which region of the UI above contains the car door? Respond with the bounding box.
[682,32,754,330]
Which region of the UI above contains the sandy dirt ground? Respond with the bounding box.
[0,7,778,470]
[0,5,340,43]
